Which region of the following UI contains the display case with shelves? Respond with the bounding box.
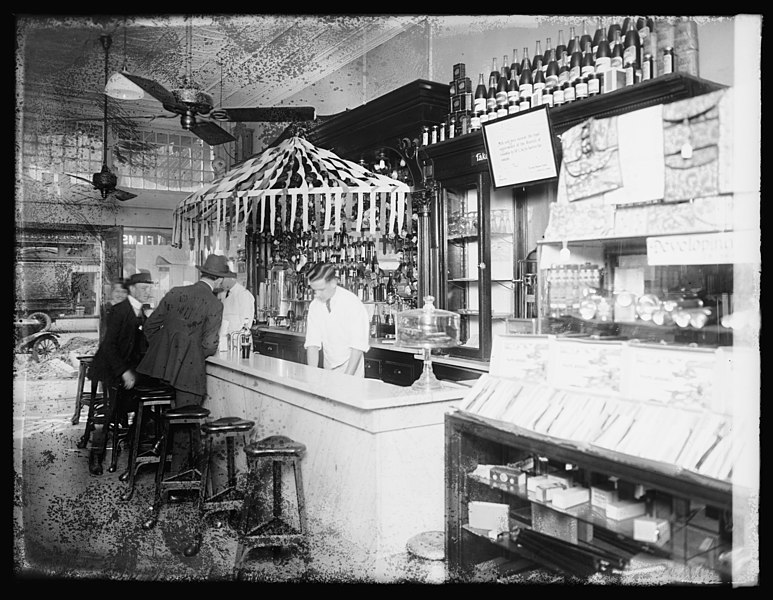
[445,409,733,583]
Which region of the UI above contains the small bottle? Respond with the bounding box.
[506,75,520,106]
[642,53,654,80]
[623,16,641,70]
[543,85,554,107]
[553,83,565,106]
[510,49,521,79]
[421,125,429,146]
[439,121,446,142]
[370,310,381,338]
[569,35,583,83]
[555,29,567,67]
[518,52,533,100]
[532,40,543,72]
[624,61,636,86]
[575,75,589,100]
[587,72,600,96]
[581,41,595,78]
[448,115,456,139]
[430,124,438,144]
[663,46,675,74]
[496,72,509,110]
[563,79,576,103]
[501,54,511,81]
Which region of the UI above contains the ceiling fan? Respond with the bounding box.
[67,34,137,202]
[115,21,315,146]
[118,72,316,146]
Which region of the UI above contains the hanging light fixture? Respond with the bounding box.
[104,22,144,100]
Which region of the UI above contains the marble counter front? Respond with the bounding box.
[205,351,466,580]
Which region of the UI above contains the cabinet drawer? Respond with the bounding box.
[258,341,279,357]
[381,360,414,386]
[364,357,381,379]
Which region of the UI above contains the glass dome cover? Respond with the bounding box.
[396,295,460,349]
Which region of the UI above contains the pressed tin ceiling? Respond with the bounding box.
[16,15,543,123]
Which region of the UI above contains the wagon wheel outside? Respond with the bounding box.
[31,336,59,362]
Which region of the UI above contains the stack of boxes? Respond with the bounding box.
[448,63,472,139]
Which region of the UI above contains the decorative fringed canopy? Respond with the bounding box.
[172,136,411,254]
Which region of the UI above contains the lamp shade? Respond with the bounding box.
[104,72,144,100]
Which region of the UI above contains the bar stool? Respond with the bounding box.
[233,435,308,574]
[182,416,255,557]
[141,404,211,546]
[72,355,103,427]
[118,383,175,502]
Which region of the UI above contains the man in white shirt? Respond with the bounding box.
[304,262,370,377]
[220,274,256,334]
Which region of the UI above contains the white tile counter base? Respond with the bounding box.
[205,353,464,581]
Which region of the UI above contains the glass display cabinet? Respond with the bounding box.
[436,171,516,360]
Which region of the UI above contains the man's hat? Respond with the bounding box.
[126,271,154,287]
[196,254,236,278]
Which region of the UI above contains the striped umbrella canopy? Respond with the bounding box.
[172,136,411,255]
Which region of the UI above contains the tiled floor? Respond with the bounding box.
[13,375,447,583]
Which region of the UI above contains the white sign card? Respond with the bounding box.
[481,105,559,189]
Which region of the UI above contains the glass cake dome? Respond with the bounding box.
[396,296,460,390]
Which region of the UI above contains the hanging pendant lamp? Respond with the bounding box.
[105,24,144,100]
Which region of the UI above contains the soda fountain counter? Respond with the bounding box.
[204,349,467,580]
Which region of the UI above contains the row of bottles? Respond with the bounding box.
[428,16,698,144]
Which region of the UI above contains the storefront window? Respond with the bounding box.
[122,227,197,308]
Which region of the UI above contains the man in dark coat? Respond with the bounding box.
[89,271,155,475]
[136,253,230,407]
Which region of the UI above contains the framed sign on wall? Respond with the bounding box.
[481,105,559,189]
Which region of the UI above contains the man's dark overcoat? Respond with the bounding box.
[91,298,145,385]
[137,280,223,397]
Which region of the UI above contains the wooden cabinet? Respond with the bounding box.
[445,410,733,583]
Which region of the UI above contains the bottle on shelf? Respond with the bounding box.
[623,17,641,71]
[580,19,593,53]
[542,37,553,72]
[370,308,381,338]
[595,27,612,74]
[496,71,509,116]
[555,29,567,67]
[518,50,533,103]
[486,77,498,121]
[566,26,578,59]
[488,56,500,88]
[662,46,675,75]
[501,54,511,82]
[532,66,546,106]
[568,35,583,83]
[581,41,595,78]
[607,18,622,45]
[532,40,543,73]
[545,49,560,88]
[506,74,520,112]
[510,49,521,80]
[592,17,605,55]
[610,29,624,70]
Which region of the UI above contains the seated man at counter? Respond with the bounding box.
[304,262,370,377]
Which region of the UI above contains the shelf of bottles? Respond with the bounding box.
[427,16,700,142]
[258,225,419,330]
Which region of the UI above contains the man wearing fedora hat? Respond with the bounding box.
[137,254,231,409]
[88,271,156,475]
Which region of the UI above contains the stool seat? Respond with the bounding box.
[134,384,176,400]
[165,405,211,420]
[202,417,255,435]
[245,435,306,458]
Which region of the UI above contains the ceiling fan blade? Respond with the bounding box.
[220,107,316,123]
[190,121,237,146]
[120,73,186,112]
[112,188,138,202]
[66,173,95,185]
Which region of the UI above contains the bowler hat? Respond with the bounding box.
[196,254,236,278]
[126,271,154,287]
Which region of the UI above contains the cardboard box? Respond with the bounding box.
[468,501,509,533]
[455,77,472,95]
[591,484,618,510]
[453,63,466,80]
[452,93,473,112]
[536,481,567,502]
[599,68,626,94]
[604,498,647,521]
[490,465,527,489]
[633,517,671,544]
[552,486,591,509]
